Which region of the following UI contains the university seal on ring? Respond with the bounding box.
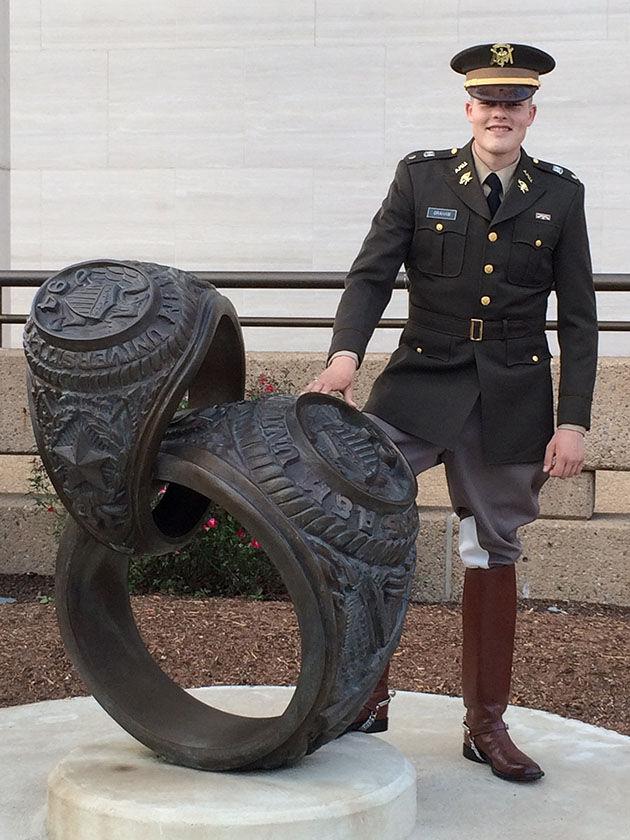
[32,261,158,348]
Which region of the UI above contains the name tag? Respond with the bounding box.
[535,212,552,222]
[427,207,457,221]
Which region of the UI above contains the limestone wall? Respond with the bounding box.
[1,348,629,605]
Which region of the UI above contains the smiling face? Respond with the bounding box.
[465,97,537,169]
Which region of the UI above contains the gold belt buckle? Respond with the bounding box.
[469,318,484,341]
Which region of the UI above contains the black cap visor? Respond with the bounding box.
[468,84,538,103]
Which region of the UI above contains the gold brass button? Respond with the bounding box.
[436,223,444,231]
[532,355,539,362]
[451,147,458,154]
[484,264,494,274]
[481,295,491,306]
[416,347,423,353]
[533,158,539,164]
[535,239,542,247]
[488,231,498,242]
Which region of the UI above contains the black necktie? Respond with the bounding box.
[484,172,502,217]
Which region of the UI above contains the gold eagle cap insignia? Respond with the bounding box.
[490,44,514,67]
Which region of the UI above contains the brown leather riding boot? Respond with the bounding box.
[461,565,544,782]
[344,664,394,734]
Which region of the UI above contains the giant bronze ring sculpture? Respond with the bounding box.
[24,260,418,771]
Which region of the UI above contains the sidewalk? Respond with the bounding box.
[2,687,628,840]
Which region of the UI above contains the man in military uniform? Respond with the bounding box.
[304,43,598,782]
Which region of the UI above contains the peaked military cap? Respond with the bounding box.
[451,43,555,102]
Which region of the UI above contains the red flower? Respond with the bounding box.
[249,538,261,549]
[264,383,275,393]
[235,528,247,540]
[203,517,218,531]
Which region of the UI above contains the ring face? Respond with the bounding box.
[296,396,413,505]
[32,261,158,349]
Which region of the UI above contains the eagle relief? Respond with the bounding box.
[33,261,157,346]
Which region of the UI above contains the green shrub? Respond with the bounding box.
[28,457,68,540]
[128,507,285,599]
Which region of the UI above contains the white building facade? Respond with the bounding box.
[3,1,630,354]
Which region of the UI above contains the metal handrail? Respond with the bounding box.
[1,271,629,330]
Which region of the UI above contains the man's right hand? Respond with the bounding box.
[301,356,358,407]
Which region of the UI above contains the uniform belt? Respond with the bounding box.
[408,306,545,342]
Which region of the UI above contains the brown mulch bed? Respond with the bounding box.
[1,574,629,737]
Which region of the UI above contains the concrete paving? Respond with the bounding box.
[2,686,629,840]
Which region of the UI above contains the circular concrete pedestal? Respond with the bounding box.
[47,731,417,840]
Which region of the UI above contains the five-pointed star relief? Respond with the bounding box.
[53,429,110,492]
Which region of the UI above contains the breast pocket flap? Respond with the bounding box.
[513,219,561,251]
[416,211,469,237]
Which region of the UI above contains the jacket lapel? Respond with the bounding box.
[491,149,546,226]
[443,140,491,221]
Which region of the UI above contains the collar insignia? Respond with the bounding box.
[517,179,529,193]
[454,161,468,173]
[459,171,473,185]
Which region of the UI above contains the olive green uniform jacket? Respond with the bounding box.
[328,139,598,464]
